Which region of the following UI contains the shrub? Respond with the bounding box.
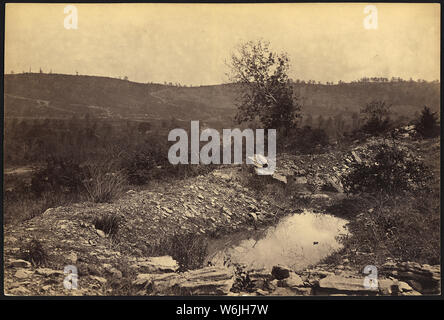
[342,143,432,195]
[415,106,440,138]
[31,157,85,196]
[20,239,48,266]
[83,162,127,203]
[121,148,160,185]
[231,265,255,293]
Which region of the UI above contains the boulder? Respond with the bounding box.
[271,265,291,280]
[378,278,398,295]
[278,273,304,288]
[269,287,296,296]
[134,272,182,293]
[7,287,32,296]
[323,176,344,193]
[293,176,308,185]
[381,261,440,294]
[398,281,414,292]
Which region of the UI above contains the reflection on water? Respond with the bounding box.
[209,210,348,271]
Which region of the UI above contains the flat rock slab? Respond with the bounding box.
[134,266,234,296]
[132,256,179,274]
[318,275,378,294]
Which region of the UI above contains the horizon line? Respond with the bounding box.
[5,71,441,87]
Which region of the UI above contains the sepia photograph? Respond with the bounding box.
[2,2,441,302]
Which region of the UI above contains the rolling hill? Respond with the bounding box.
[4,73,440,126]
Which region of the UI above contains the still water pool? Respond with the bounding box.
[208,210,348,271]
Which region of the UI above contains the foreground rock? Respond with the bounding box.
[381,261,441,294]
[131,256,179,274]
[134,266,234,295]
[231,261,440,296]
[317,275,378,295]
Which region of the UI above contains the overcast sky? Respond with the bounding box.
[5,3,440,85]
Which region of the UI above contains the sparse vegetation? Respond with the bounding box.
[168,233,209,272]
[20,239,48,266]
[329,190,440,267]
[83,162,127,203]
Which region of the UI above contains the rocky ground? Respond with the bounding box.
[3,132,441,296]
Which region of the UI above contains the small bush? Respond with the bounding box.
[121,149,159,185]
[342,143,432,195]
[92,215,120,236]
[231,265,255,293]
[20,239,48,266]
[31,157,85,195]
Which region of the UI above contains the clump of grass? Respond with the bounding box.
[20,239,48,266]
[83,162,127,203]
[168,233,208,272]
[92,215,120,236]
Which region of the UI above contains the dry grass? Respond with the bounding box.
[83,161,127,203]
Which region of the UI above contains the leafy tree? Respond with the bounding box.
[415,106,439,138]
[228,40,301,135]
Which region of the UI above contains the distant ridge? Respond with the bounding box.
[4,73,440,123]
